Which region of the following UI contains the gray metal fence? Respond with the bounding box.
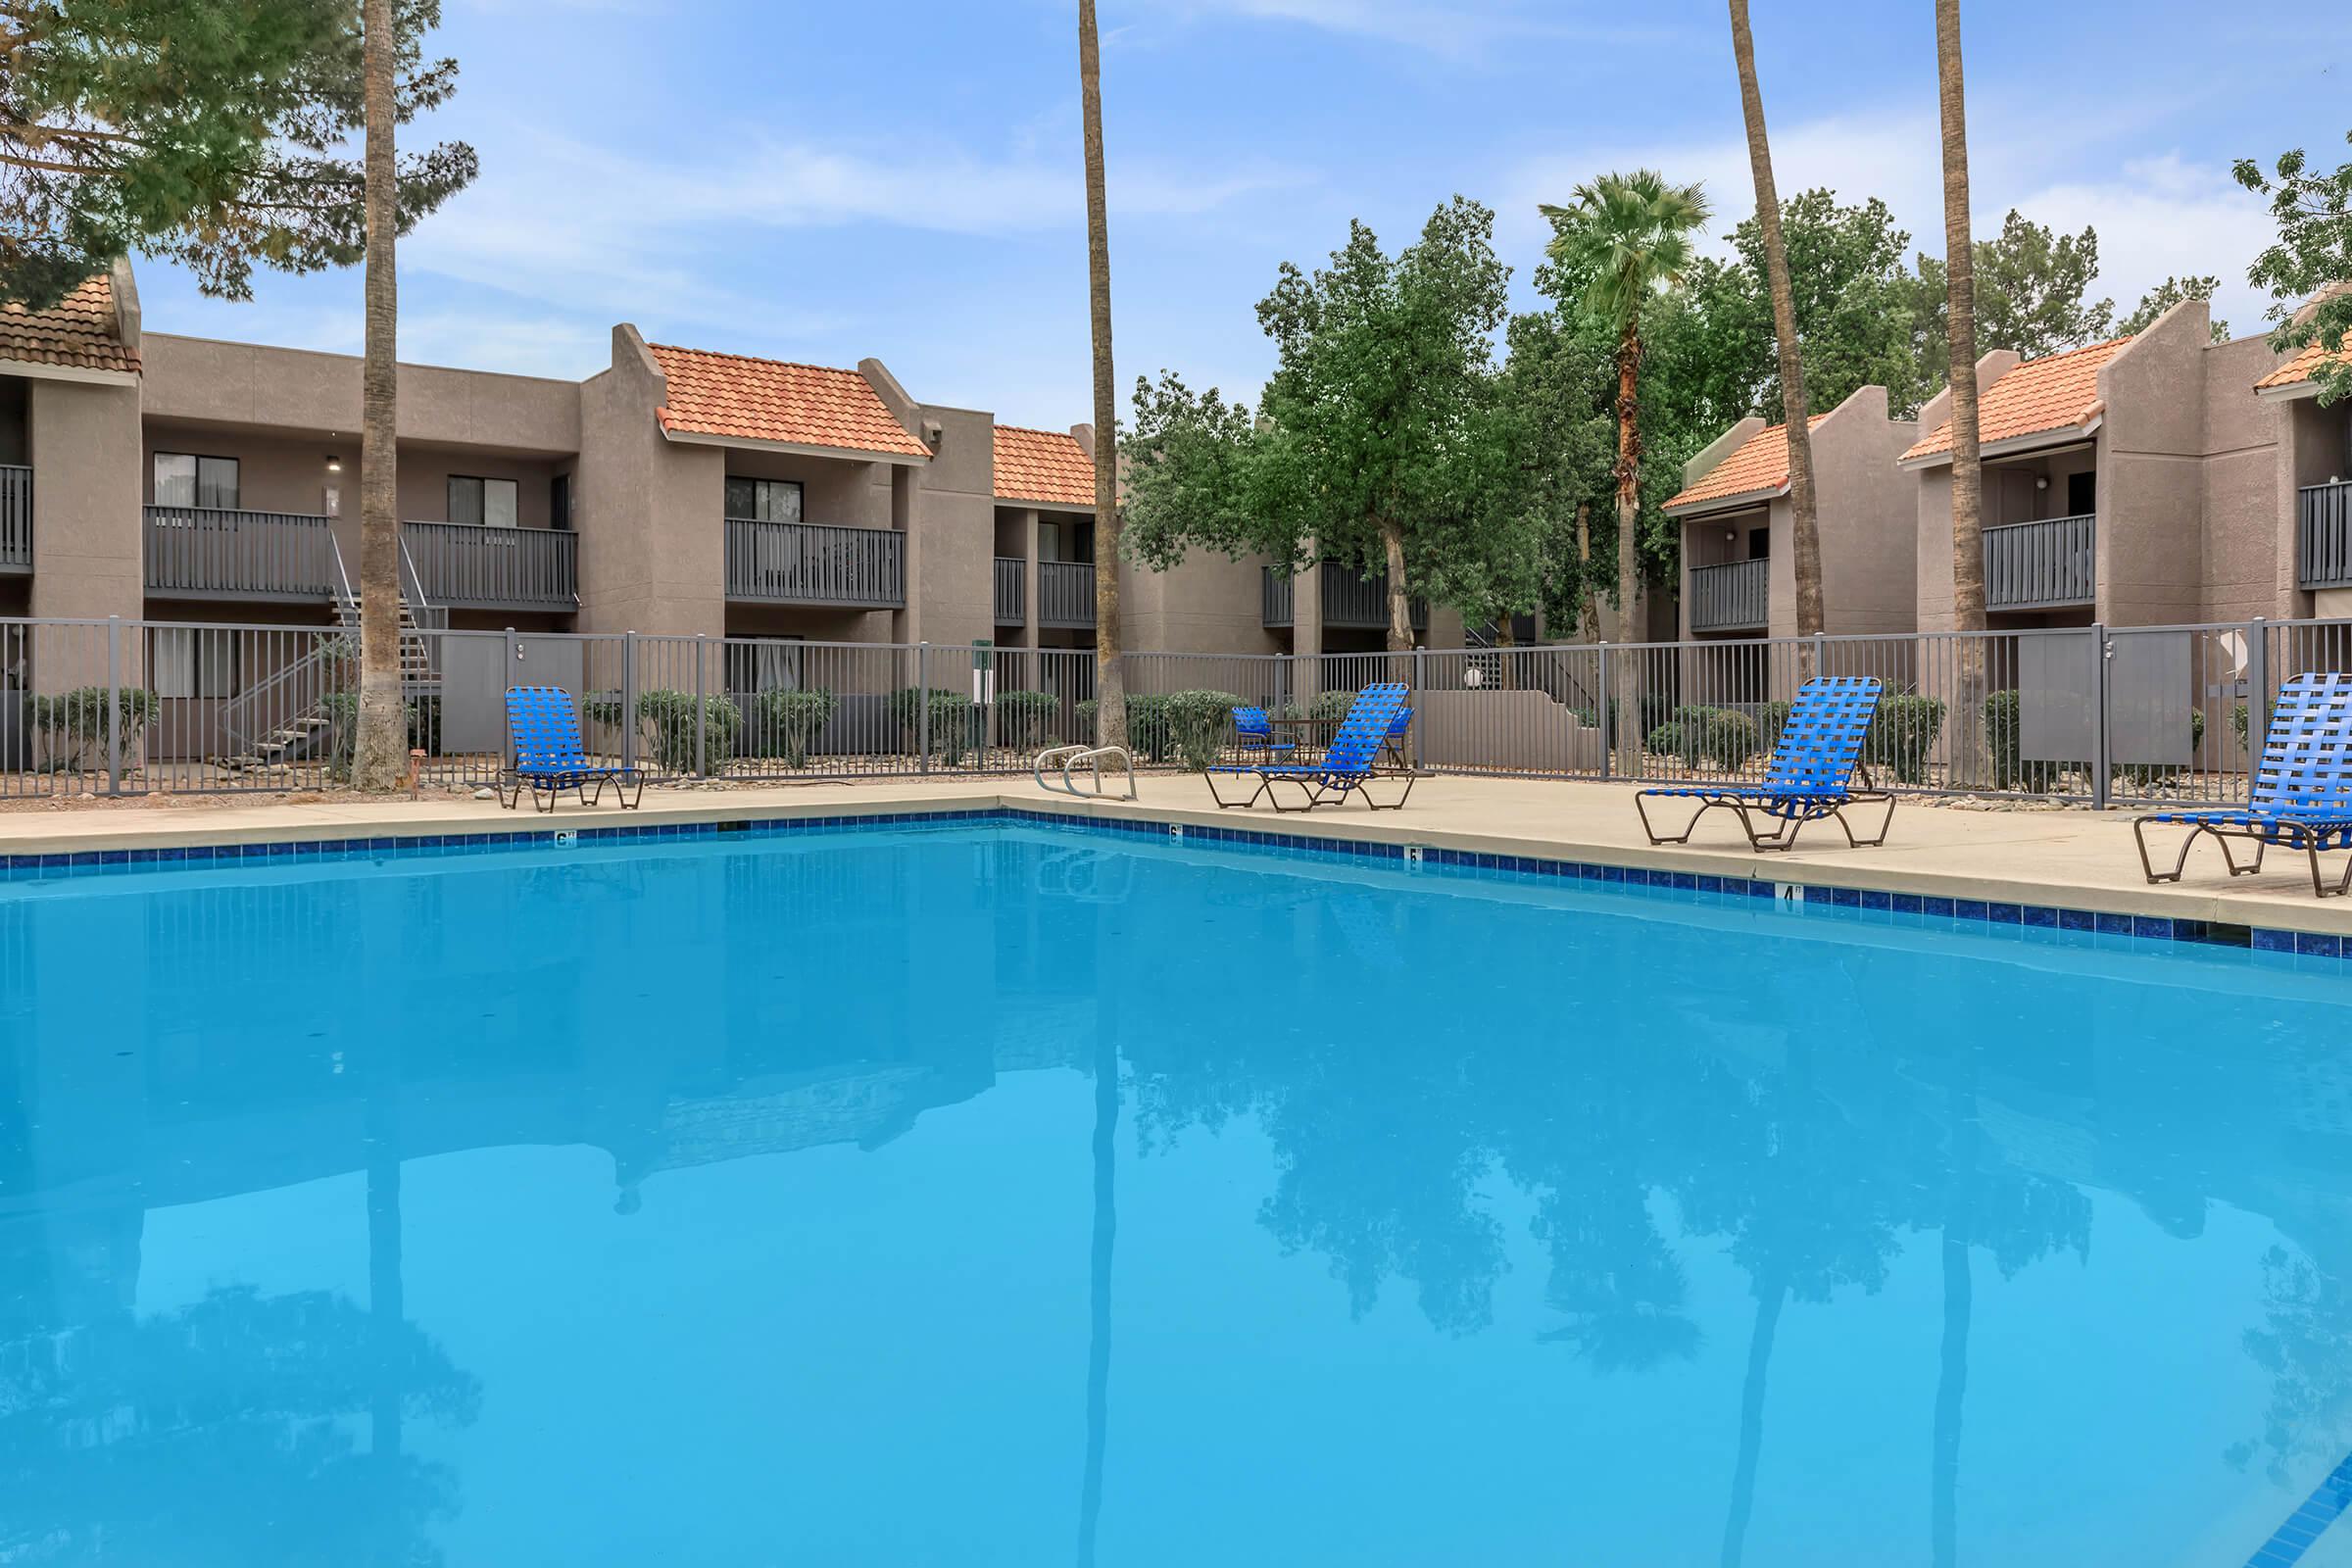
[0,612,2342,806]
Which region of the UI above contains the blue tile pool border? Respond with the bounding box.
[1,802,2346,964]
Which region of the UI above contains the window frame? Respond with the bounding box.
[152,451,241,512]
[152,626,238,700]
[723,476,806,525]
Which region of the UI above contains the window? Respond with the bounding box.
[724,476,804,523]
[726,638,803,693]
[551,472,573,530]
[153,452,239,510]
[1747,526,1771,561]
[449,475,518,528]
[2066,470,2096,517]
[153,628,236,699]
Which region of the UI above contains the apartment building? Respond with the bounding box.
[1664,383,1920,640]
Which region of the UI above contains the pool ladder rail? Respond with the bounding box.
[1034,743,1138,802]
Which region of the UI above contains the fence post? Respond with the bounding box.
[621,630,639,774]
[917,642,931,774]
[1811,632,1828,681]
[105,615,122,796]
[2089,622,2112,811]
[1596,641,1612,782]
[2244,617,2268,795]
[693,634,708,778]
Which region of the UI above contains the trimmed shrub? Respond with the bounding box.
[1308,689,1357,723]
[2113,708,2206,789]
[889,686,975,767]
[584,689,742,774]
[754,687,838,768]
[2232,702,2249,750]
[1644,721,1687,762]
[1758,700,1796,757]
[25,686,158,773]
[995,689,1057,751]
[1077,690,1241,769]
[1861,694,1946,785]
[1667,705,1759,770]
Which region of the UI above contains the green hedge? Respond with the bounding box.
[996,689,1058,751]
[752,688,838,768]
[1658,705,1758,770]
[1861,694,1946,784]
[887,687,974,767]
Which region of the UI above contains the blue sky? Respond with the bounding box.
[132,0,2351,430]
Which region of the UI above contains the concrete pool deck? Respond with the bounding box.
[6,772,2352,940]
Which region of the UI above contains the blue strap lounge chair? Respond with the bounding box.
[2134,672,2352,898]
[1205,683,1418,812]
[1230,706,1296,760]
[498,685,645,812]
[1635,676,1892,852]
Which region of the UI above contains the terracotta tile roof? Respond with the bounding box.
[993,425,1096,507]
[1666,415,1828,512]
[1902,336,2129,463]
[2255,338,2350,392]
[0,273,137,374]
[645,343,926,457]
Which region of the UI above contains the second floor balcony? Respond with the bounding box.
[724,517,904,608]
[401,520,577,612]
[1984,513,2095,612]
[2297,479,2352,590]
[0,465,27,573]
[992,557,1097,627]
[144,505,340,601]
[1262,563,1430,632]
[1689,558,1768,634]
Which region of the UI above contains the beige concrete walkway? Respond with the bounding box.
[4,773,2351,938]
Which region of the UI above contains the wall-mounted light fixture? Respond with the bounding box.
[325,455,343,472]
[2034,475,2049,490]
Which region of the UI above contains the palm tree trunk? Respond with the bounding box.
[1079,0,1126,753]
[1719,1270,1787,1568]
[1729,0,1821,649]
[1936,0,1988,780]
[351,0,405,793]
[1612,325,1645,771]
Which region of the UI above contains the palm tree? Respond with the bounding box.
[1936,0,1988,778]
[1078,1,1126,752]
[350,0,405,792]
[1728,0,1822,644]
[1543,171,1710,770]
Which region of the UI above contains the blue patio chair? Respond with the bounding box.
[1205,683,1418,812]
[1383,704,1413,768]
[498,685,645,812]
[2134,672,2352,897]
[1230,706,1296,760]
[1634,676,1891,852]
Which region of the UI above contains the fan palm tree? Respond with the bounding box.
[1543,171,1710,769]
[1728,0,1822,644]
[1078,0,1127,751]
[351,0,405,792]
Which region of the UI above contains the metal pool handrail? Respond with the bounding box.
[1035,743,1138,802]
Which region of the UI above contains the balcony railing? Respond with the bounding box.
[0,465,27,573]
[2297,480,2352,590]
[1261,563,1430,631]
[723,518,904,608]
[994,557,1024,622]
[402,521,577,611]
[1689,558,1768,633]
[1984,513,2095,612]
[144,506,340,601]
[1039,561,1096,628]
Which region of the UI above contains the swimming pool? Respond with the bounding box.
[3,820,2349,1566]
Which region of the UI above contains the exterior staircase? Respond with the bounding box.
[214,539,443,776]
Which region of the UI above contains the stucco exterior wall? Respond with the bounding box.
[905,405,994,652]
[27,375,143,630]
[2194,331,2290,621]
[1910,350,2021,633]
[2098,305,2206,625]
[1123,549,1282,657]
[576,326,724,637]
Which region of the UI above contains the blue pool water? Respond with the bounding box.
[4,823,2352,1566]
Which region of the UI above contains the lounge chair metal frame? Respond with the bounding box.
[1634,677,1893,853]
[497,684,646,812]
[1205,683,1420,812]
[2133,672,2352,898]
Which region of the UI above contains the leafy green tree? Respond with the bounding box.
[1719,191,1930,416]
[2121,274,2229,340]
[2236,129,2352,407]
[1126,198,1521,653]
[1479,307,1615,640]
[0,0,476,308]
[1912,210,2115,386]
